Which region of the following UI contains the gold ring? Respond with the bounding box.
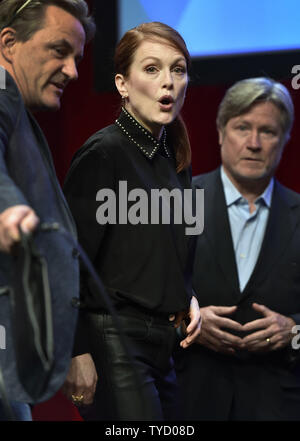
[266,338,271,343]
[71,394,84,403]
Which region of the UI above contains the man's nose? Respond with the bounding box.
[62,58,79,81]
[247,130,261,150]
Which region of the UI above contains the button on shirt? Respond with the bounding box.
[221,167,273,292]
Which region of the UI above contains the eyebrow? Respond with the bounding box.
[48,38,84,61]
[140,56,186,64]
[234,119,278,129]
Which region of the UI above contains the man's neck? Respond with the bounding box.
[223,169,272,211]
[237,181,268,203]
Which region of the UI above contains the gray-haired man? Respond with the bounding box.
[176,77,300,420]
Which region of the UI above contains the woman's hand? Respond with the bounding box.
[176,296,202,348]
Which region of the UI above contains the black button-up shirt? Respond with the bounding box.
[64,108,195,332]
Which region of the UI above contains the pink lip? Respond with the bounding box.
[50,84,65,97]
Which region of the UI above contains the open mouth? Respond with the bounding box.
[52,82,64,91]
[160,95,173,104]
[159,95,174,110]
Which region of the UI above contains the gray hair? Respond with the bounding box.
[216,77,294,141]
[0,0,95,42]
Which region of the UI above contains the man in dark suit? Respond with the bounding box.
[175,77,300,420]
[0,0,95,419]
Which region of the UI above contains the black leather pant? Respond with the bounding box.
[79,311,179,421]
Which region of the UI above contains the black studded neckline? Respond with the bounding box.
[115,107,170,160]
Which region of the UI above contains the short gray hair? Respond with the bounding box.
[216,77,294,141]
[0,0,95,42]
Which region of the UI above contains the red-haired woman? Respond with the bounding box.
[63,22,201,420]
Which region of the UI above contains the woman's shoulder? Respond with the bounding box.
[70,123,124,166]
[65,124,123,185]
[82,123,123,152]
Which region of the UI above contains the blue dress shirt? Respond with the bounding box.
[221,167,273,292]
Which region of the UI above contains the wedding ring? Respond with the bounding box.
[266,338,271,343]
[71,394,84,404]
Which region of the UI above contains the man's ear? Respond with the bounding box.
[218,128,224,146]
[0,28,18,62]
[115,73,128,99]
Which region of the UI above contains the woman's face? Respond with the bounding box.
[115,38,188,139]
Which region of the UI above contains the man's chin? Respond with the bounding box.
[46,96,61,111]
[235,171,272,185]
[39,99,61,112]
[236,164,269,180]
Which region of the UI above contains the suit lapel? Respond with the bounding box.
[241,181,300,300]
[196,171,300,304]
[203,169,240,299]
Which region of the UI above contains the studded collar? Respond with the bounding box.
[115,107,170,160]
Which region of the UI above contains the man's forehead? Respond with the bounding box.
[41,4,85,45]
[43,4,78,25]
[231,103,281,124]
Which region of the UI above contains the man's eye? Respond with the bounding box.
[54,47,67,57]
[262,129,276,135]
[237,125,248,131]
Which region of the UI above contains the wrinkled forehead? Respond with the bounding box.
[226,101,283,128]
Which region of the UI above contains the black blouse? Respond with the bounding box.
[64,108,195,329]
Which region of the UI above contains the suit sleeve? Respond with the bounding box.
[0,88,29,212]
[64,140,115,356]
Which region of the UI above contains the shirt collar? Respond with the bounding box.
[221,166,273,208]
[115,107,170,159]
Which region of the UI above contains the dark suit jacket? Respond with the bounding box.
[175,168,300,420]
[0,70,79,403]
